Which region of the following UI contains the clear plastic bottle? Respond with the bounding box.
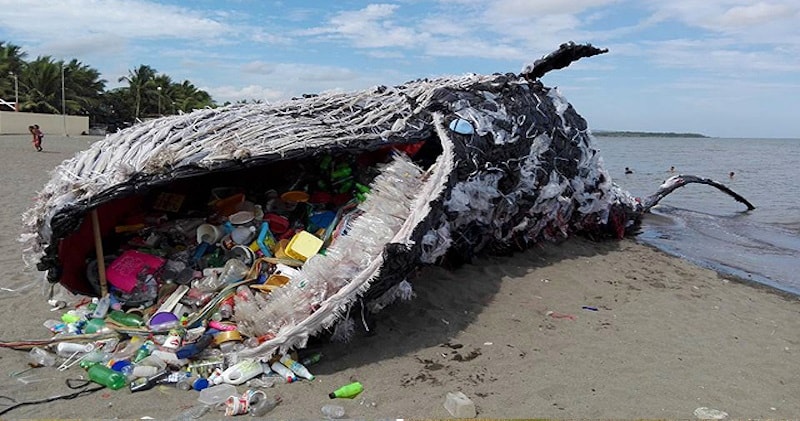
[91,295,110,319]
[218,299,233,320]
[279,354,315,380]
[269,362,297,383]
[81,349,112,365]
[43,319,66,333]
[249,393,281,417]
[219,259,249,284]
[28,347,57,367]
[320,404,346,419]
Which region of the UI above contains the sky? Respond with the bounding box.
[1,0,799,138]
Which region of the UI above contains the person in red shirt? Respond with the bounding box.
[28,125,42,151]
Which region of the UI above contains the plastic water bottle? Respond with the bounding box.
[269,362,296,383]
[91,295,110,319]
[279,354,314,380]
[300,352,322,366]
[249,393,281,417]
[132,340,155,363]
[28,347,57,367]
[321,404,346,419]
[218,258,249,284]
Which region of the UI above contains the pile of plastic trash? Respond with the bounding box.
[21,151,390,416]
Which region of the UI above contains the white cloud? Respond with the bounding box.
[638,38,800,74]
[0,0,228,41]
[208,84,286,104]
[718,2,795,27]
[642,0,800,37]
[484,0,622,17]
[241,61,277,75]
[304,4,423,49]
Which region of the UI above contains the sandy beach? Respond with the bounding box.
[0,134,798,419]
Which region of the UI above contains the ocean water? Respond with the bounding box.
[594,136,800,296]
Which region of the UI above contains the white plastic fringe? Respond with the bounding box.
[367,279,416,314]
[235,155,421,354]
[19,73,487,267]
[331,315,355,343]
[237,112,456,359]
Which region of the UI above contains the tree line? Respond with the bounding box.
[0,41,215,132]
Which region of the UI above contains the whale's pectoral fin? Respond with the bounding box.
[641,174,756,213]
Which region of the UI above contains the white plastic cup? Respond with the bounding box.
[231,226,256,245]
[196,224,222,244]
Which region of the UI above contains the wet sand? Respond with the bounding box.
[0,135,798,419]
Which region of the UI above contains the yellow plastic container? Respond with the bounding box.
[285,231,323,262]
[274,239,290,259]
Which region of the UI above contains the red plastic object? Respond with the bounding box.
[106,250,165,293]
[263,213,290,234]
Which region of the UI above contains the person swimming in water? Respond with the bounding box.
[669,166,675,173]
[625,167,633,174]
[729,171,735,179]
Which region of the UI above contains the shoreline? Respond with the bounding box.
[1,135,798,419]
[634,239,800,302]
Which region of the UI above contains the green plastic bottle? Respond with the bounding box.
[328,381,363,399]
[108,310,144,327]
[87,364,127,390]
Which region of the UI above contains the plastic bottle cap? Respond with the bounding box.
[111,360,132,372]
[193,378,210,391]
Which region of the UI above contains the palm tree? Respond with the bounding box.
[149,74,172,116]
[63,59,106,116]
[0,41,27,105]
[118,65,157,120]
[19,56,62,113]
[16,57,104,116]
[172,80,214,113]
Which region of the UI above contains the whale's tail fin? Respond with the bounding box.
[641,174,755,213]
[521,42,609,81]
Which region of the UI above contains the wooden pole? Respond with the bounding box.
[90,209,108,296]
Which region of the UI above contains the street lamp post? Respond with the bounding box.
[8,71,18,111]
[61,64,67,136]
[157,86,162,115]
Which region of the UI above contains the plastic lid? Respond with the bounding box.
[148,312,179,329]
[229,210,255,225]
[280,190,310,203]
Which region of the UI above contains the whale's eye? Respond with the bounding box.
[448,118,474,135]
